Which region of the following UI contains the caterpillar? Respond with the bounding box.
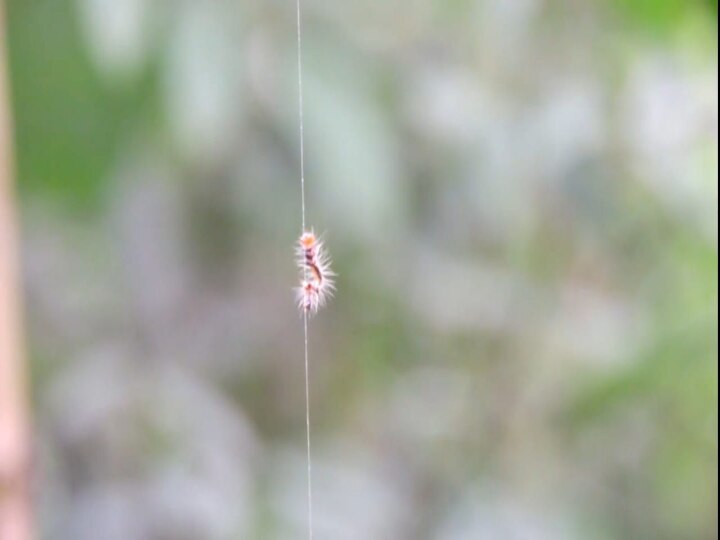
[296,230,335,314]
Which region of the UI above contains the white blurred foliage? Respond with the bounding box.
[388,367,473,442]
[305,45,406,243]
[23,207,126,355]
[545,283,646,368]
[48,355,258,539]
[271,447,410,540]
[77,0,150,81]
[164,2,245,164]
[406,65,489,146]
[526,80,605,183]
[407,248,534,333]
[624,56,718,240]
[436,488,575,540]
[113,157,189,335]
[475,0,542,67]
[323,0,433,50]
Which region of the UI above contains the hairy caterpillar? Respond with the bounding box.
[296,231,335,314]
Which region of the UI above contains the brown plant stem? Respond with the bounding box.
[0,2,32,539]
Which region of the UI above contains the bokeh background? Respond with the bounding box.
[5,0,718,538]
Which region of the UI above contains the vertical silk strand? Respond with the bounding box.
[303,312,313,539]
[296,0,313,538]
[297,0,306,234]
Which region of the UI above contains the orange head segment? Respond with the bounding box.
[300,232,317,250]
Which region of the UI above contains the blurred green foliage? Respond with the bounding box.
[8,0,160,211]
[614,0,716,35]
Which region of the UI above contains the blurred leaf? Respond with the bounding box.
[7,0,159,211]
[612,0,717,39]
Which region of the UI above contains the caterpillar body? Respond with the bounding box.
[296,231,335,314]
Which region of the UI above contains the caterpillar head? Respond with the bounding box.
[299,231,317,251]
